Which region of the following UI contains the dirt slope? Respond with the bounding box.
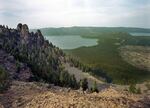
[64,63,109,90]
[0,81,150,108]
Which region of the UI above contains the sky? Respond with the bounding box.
[0,0,150,28]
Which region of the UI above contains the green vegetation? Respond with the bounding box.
[0,26,79,89]
[91,81,99,93]
[129,84,137,93]
[39,27,150,85]
[59,71,79,89]
[65,32,150,84]
[2,25,148,88]
[67,56,112,83]
[129,84,141,94]
[80,78,88,91]
[0,66,8,93]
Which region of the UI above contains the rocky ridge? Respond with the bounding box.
[0,24,64,84]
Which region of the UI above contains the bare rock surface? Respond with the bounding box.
[0,49,32,81]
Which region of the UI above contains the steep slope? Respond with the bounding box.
[0,24,79,90]
[0,49,32,81]
[0,23,109,92]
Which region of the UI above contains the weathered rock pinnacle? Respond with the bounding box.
[17,23,22,31]
[21,24,29,36]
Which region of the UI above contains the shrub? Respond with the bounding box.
[80,78,88,91]
[129,84,136,93]
[59,71,79,89]
[145,83,150,90]
[91,81,99,93]
[0,66,9,93]
[136,87,141,94]
[129,84,141,94]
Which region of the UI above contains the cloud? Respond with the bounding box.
[0,0,150,28]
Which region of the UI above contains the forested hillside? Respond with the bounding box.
[0,24,79,91]
[65,32,150,84]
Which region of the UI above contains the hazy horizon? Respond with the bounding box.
[0,0,150,28]
[34,26,150,30]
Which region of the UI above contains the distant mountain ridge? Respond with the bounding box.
[34,27,150,36]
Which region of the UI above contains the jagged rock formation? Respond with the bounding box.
[20,24,29,42]
[17,23,22,31]
[0,24,64,85]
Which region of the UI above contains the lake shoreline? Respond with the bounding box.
[44,35,98,50]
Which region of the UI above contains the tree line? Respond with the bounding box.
[66,56,112,83]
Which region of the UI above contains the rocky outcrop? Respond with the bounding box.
[0,49,33,81]
[0,23,63,87]
[21,24,29,37]
[36,29,44,45]
[36,29,42,37]
[0,23,46,46]
[17,23,22,32]
[0,24,51,82]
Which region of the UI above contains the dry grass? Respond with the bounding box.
[120,45,150,71]
[0,81,149,108]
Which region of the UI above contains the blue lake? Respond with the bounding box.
[45,35,98,49]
